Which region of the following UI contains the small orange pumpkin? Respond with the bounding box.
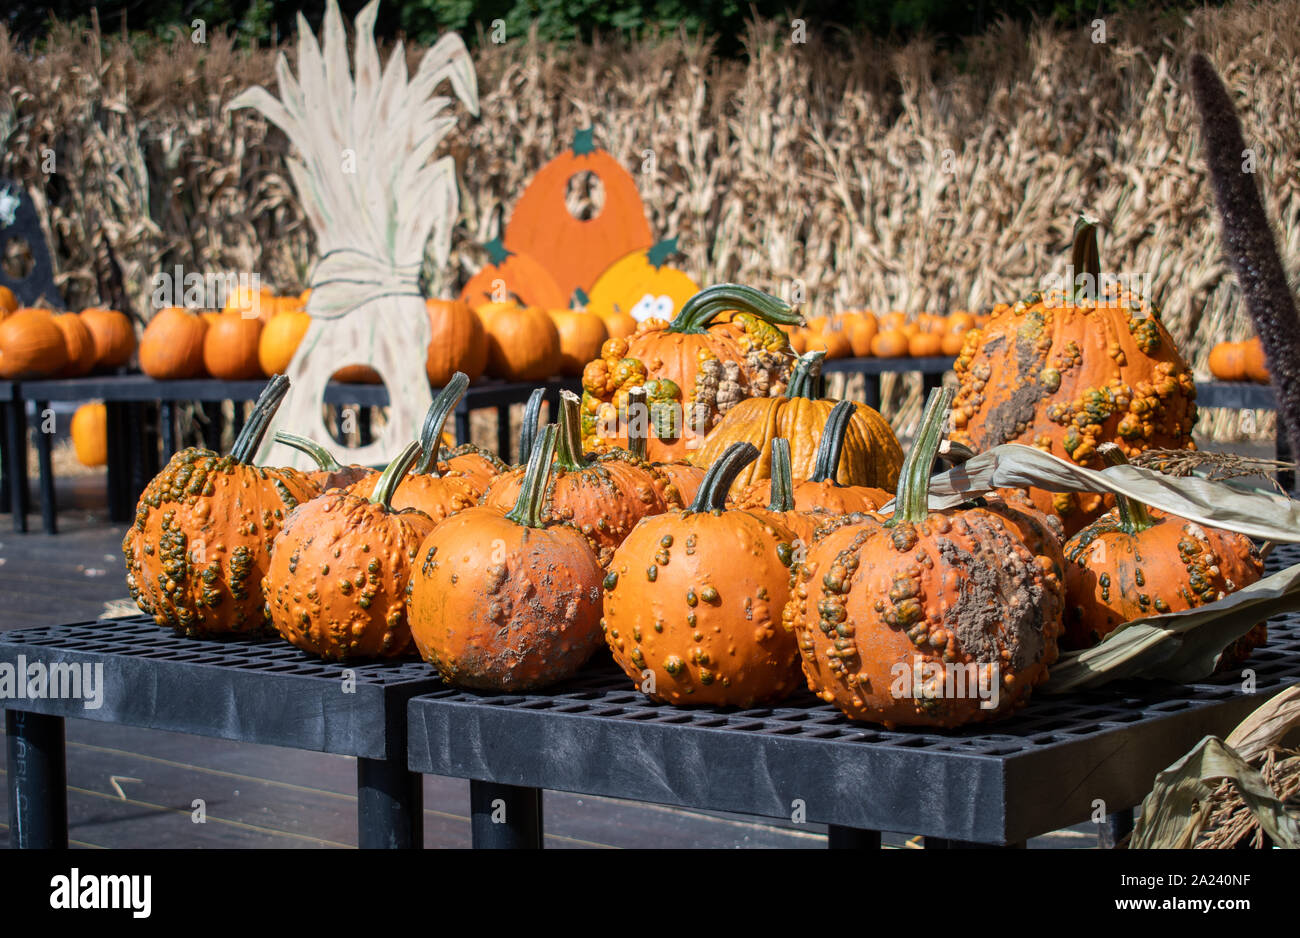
[71,402,108,467]
[52,311,98,378]
[80,307,136,370]
[257,308,310,377]
[549,307,609,376]
[140,307,208,379]
[203,313,264,380]
[482,303,562,381]
[870,328,909,358]
[426,297,487,387]
[0,308,68,378]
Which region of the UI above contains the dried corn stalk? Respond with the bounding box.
[228,0,477,468]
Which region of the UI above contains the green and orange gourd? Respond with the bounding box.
[603,441,805,707]
[263,440,435,660]
[122,375,318,636]
[406,424,606,691]
[787,387,1064,728]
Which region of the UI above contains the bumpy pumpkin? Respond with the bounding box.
[459,237,567,310]
[503,127,653,300]
[1061,444,1265,657]
[747,437,836,547]
[732,400,892,515]
[580,283,802,462]
[691,350,902,491]
[603,441,804,707]
[264,440,435,660]
[407,424,606,691]
[587,237,700,324]
[348,374,487,524]
[273,431,376,492]
[122,375,318,636]
[787,387,1064,727]
[141,307,208,379]
[480,389,679,565]
[950,219,1197,534]
[437,384,546,486]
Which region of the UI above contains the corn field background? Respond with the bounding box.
[2,2,1298,444]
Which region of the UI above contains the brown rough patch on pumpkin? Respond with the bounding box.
[935,530,1044,671]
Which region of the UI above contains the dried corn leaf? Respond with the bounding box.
[1226,684,1300,764]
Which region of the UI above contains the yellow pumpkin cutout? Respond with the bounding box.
[587,238,699,325]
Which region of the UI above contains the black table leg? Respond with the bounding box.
[359,407,373,447]
[0,402,9,510]
[159,401,176,462]
[356,756,423,849]
[454,406,471,450]
[922,370,944,396]
[230,400,246,442]
[7,398,29,532]
[1108,808,1135,848]
[862,375,881,411]
[6,709,69,849]
[34,400,55,534]
[470,780,543,849]
[496,406,512,463]
[827,825,881,849]
[199,400,223,452]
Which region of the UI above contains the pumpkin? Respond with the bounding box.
[549,307,609,376]
[804,327,853,359]
[1242,337,1269,383]
[52,312,98,378]
[1207,342,1246,382]
[407,424,606,690]
[580,284,801,462]
[80,307,136,370]
[273,431,376,492]
[222,285,276,322]
[480,388,679,565]
[628,385,706,506]
[203,313,264,380]
[257,308,310,377]
[0,285,17,314]
[71,402,108,467]
[482,303,562,381]
[347,374,487,524]
[435,385,546,487]
[122,375,318,636]
[264,440,435,660]
[0,308,68,378]
[460,238,567,310]
[331,364,383,384]
[846,313,878,357]
[950,219,1197,535]
[870,329,909,358]
[908,332,943,357]
[940,330,969,357]
[603,441,804,707]
[586,237,700,325]
[690,350,902,491]
[1061,444,1265,657]
[426,297,487,386]
[747,437,836,547]
[732,400,892,515]
[787,387,1064,727]
[503,127,653,300]
[140,307,208,379]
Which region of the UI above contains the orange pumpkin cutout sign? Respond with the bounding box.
[459,237,566,310]
[587,237,700,324]
[503,127,653,300]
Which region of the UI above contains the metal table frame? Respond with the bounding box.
[2,616,443,849]
[405,545,1300,849]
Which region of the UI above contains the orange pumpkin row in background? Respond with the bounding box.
[784,309,995,360]
[1207,337,1270,384]
[0,298,135,380]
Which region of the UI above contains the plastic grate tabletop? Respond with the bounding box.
[0,615,443,759]
[407,542,1300,844]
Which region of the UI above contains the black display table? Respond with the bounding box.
[405,545,1300,849]
[10,374,580,533]
[2,616,442,848]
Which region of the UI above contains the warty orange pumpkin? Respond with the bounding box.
[273,430,377,492]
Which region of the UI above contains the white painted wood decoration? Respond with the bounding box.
[228,0,478,468]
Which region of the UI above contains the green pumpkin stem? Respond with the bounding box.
[784,350,827,400]
[810,400,856,485]
[626,386,649,461]
[690,442,759,512]
[369,440,423,511]
[516,387,546,466]
[669,284,803,335]
[231,374,290,463]
[1068,215,1101,302]
[416,372,470,476]
[1099,443,1155,534]
[767,438,796,512]
[888,386,954,526]
[556,390,589,469]
[274,431,344,471]
[505,424,559,528]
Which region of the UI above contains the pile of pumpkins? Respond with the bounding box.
[0,287,137,380]
[784,309,995,360]
[122,256,1269,729]
[1207,336,1270,384]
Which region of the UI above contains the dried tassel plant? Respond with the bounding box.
[228,0,478,468]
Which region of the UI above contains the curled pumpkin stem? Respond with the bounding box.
[369,439,423,511]
[1098,442,1155,534]
[810,399,856,485]
[556,390,590,470]
[274,431,344,472]
[669,284,803,334]
[888,385,954,526]
[416,372,470,476]
[232,374,290,464]
[767,438,795,512]
[625,386,649,461]
[690,441,759,512]
[506,424,559,528]
[784,350,827,400]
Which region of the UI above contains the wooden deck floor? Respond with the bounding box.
[0,471,1099,848]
